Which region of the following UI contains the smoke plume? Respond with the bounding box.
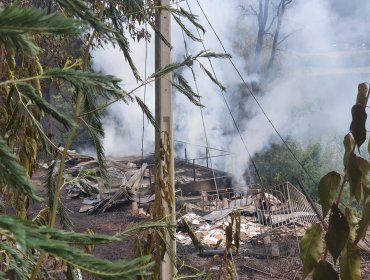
[91,0,370,188]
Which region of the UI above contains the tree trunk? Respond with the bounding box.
[265,1,286,77]
[251,0,270,74]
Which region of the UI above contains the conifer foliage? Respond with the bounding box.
[0,1,229,278]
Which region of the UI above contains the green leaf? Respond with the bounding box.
[343,133,355,170]
[340,242,361,280]
[347,152,370,202]
[149,55,196,80]
[312,260,339,280]
[358,156,370,184]
[355,196,370,243]
[0,240,34,280]
[318,171,341,219]
[350,104,367,151]
[81,94,109,188]
[325,204,349,263]
[300,223,323,279]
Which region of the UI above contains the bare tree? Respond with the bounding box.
[242,0,293,79]
[266,0,293,76]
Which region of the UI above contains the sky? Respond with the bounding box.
[91,0,370,187]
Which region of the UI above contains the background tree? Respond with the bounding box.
[251,138,336,200]
[237,0,293,85]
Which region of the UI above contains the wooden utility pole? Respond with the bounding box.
[155,0,177,278]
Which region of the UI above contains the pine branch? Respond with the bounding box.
[0,5,82,34]
[0,215,154,279]
[0,34,39,55]
[117,219,175,240]
[147,18,172,49]
[56,0,113,34]
[199,62,226,91]
[0,6,81,55]
[198,52,232,59]
[170,7,206,34]
[44,160,56,211]
[149,50,230,80]
[18,82,75,130]
[81,91,109,188]
[43,68,131,101]
[108,2,142,81]
[0,136,40,201]
[172,73,203,107]
[58,202,74,231]
[57,0,142,81]
[149,55,194,79]
[173,15,202,42]
[135,95,157,128]
[0,241,34,280]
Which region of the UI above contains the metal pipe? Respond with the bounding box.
[192,159,196,182]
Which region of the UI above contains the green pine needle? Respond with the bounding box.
[18,82,75,130]
[0,5,82,55]
[0,137,40,201]
[199,62,226,91]
[135,95,157,128]
[173,15,202,42]
[173,73,203,107]
[57,0,142,81]
[0,215,154,279]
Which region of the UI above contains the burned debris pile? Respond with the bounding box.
[36,151,370,278]
[175,182,317,253]
[46,151,154,215]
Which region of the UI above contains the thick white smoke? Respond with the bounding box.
[91,0,370,188]
[91,38,155,156]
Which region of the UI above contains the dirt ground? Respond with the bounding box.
[27,168,304,280]
[29,168,363,280]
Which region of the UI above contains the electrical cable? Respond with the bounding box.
[174,139,231,154]
[178,11,239,279]
[185,1,275,275]
[194,0,318,187]
[184,0,257,185]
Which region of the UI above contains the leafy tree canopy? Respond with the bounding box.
[252,137,336,200]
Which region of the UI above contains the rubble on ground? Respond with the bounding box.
[48,151,317,259]
[40,150,155,215]
[175,184,314,250]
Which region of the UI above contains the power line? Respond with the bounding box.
[184,0,258,185]
[174,139,231,154]
[194,0,318,186]
[178,8,239,279]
